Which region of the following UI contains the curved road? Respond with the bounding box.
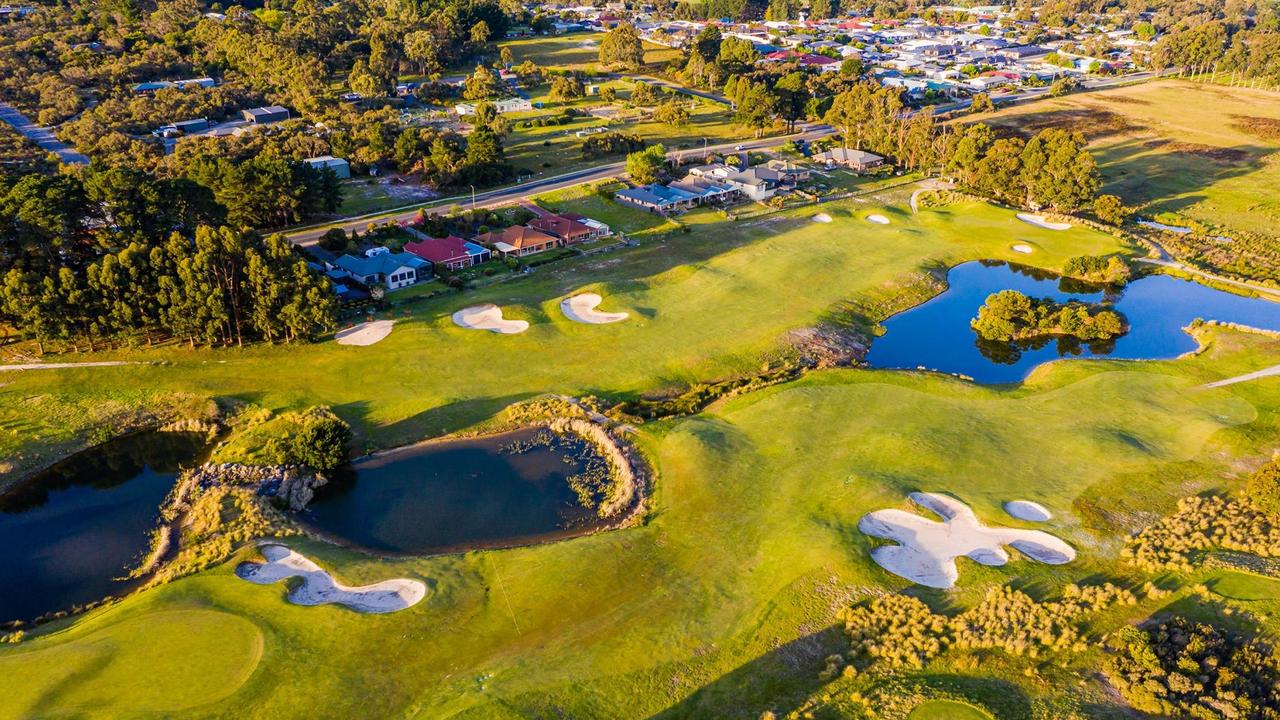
[0,102,89,165]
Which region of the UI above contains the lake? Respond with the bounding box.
[300,428,609,554]
[0,431,208,623]
[866,261,1280,384]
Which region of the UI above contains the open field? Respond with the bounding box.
[0,187,1131,479]
[495,34,681,72]
[980,79,1280,281]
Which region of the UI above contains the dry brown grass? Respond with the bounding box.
[1230,114,1280,142]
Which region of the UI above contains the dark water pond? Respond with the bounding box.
[866,261,1280,384]
[300,428,608,554]
[0,431,208,623]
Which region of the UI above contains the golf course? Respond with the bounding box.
[3,122,1280,717]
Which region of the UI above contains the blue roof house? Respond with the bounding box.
[332,252,431,291]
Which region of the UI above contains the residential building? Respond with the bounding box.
[615,183,700,212]
[132,77,216,93]
[529,214,596,244]
[331,252,431,291]
[404,235,491,270]
[811,147,885,172]
[559,212,612,239]
[453,98,534,115]
[475,225,560,257]
[724,166,783,201]
[305,156,352,179]
[242,105,291,124]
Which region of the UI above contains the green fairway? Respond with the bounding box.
[909,700,995,720]
[1207,569,1280,601]
[0,190,1131,480]
[0,608,262,716]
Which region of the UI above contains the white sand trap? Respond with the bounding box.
[236,544,425,613]
[858,492,1075,589]
[1017,213,1072,231]
[1005,500,1052,522]
[1011,243,1034,254]
[812,212,833,223]
[335,319,394,346]
[561,293,628,324]
[866,213,890,225]
[452,303,529,334]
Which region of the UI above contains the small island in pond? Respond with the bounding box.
[971,290,1128,344]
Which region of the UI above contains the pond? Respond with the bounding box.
[0,431,209,623]
[299,428,611,555]
[866,261,1280,384]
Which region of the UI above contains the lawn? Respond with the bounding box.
[980,79,1280,244]
[10,187,1280,718]
[533,181,678,236]
[908,700,994,720]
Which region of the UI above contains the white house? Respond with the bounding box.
[453,97,533,115]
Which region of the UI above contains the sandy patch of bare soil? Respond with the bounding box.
[236,544,426,613]
[1016,213,1072,231]
[1004,499,1052,522]
[561,293,629,324]
[452,304,529,334]
[335,320,394,346]
[858,492,1075,588]
[866,213,890,225]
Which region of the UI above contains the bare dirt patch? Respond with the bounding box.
[1229,114,1280,142]
[991,106,1137,140]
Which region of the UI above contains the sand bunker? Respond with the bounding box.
[561,293,628,324]
[812,213,833,223]
[335,319,394,346]
[859,492,1075,588]
[236,544,425,613]
[1016,213,1072,231]
[1004,500,1052,522]
[866,213,890,225]
[452,303,529,334]
[1011,244,1034,254]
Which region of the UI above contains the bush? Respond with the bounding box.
[318,228,349,252]
[1248,457,1280,518]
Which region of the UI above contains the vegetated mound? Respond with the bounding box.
[1230,114,1280,141]
[972,290,1126,345]
[991,105,1137,140]
[1105,616,1280,718]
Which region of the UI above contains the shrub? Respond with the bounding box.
[318,228,349,252]
[1248,457,1280,518]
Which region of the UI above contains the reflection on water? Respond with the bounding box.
[867,261,1280,383]
[0,431,208,622]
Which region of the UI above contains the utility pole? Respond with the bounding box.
[470,185,476,210]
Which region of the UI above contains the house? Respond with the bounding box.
[764,159,811,183]
[812,147,885,172]
[615,183,700,212]
[475,225,559,257]
[132,77,216,93]
[724,166,783,201]
[669,177,741,204]
[404,235,491,270]
[528,214,596,244]
[453,97,534,115]
[242,105,290,124]
[686,162,734,180]
[305,156,351,179]
[557,212,611,239]
[332,252,431,291]
[798,54,841,72]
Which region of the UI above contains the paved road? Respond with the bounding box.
[0,102,89,165]
[285,125,834,246]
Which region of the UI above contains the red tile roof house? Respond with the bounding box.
[559,212,611,239]
[528,214,595,245]
[403,235,491,271]
[475,225,559,258]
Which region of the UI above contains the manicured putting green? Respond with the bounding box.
[1208,570,1280,601]
[0,609,263,717]
[909,699,996,720]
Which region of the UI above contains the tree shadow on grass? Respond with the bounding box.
[1095,137,1274,209]
[649,625,849,720]
[331,394,538,452]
